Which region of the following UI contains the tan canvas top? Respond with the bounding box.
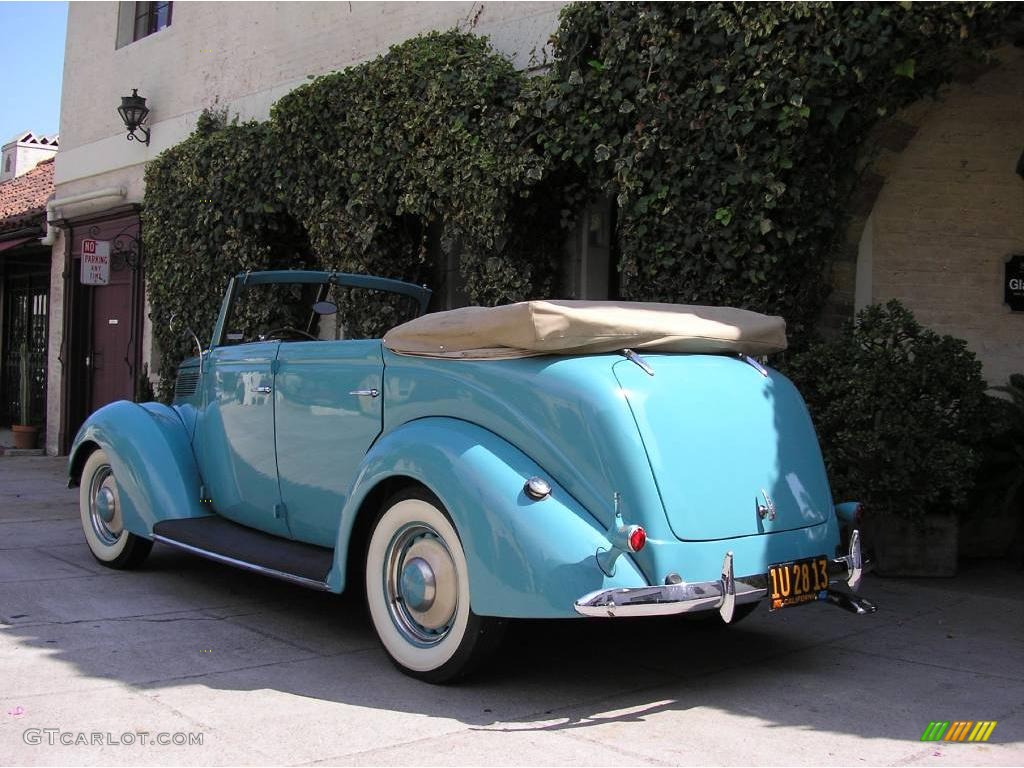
[383,300,787,359]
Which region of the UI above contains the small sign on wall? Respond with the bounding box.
[1007,254,1024,312]
[81,239,111,285]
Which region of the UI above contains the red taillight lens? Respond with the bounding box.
[628,526,647,552]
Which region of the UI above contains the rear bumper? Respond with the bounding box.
[574,529,871,620]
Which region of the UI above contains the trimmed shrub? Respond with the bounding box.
[784,301,989,519]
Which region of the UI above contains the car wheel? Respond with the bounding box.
[79,449,152,569]
[365,488,506,683]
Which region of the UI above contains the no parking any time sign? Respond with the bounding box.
[81,239,111,285]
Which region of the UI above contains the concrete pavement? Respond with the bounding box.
[1,455,1022,766]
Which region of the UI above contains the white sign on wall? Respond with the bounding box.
[81,239,111,285]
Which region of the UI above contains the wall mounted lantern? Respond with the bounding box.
[117,89,151,145]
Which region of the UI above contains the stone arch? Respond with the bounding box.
[821,46,1024,384]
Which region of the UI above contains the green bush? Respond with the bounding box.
[784,301,988,519]
[535,2,1018,337]
[143,4,1019,395]
[144,31,561,397]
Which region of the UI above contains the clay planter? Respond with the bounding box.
[867,513,959,577]
[11,425,39,450]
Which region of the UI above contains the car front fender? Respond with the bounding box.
[68,401,208,537]
[330,417,648,618]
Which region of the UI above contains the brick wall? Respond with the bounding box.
[845,47,1024,385]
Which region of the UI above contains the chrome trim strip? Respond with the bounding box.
[151,534,332,592]
[740,354,769,377]
[348,388,380,398]
[620,348,655,376]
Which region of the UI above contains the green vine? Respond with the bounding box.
[143,5,1018,396]
[533,2,1017,336]
[144,31,559,396]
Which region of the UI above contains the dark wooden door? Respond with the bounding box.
[88,266,136,411]
[67,215,144,431]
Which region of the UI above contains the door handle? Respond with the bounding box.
[348,388,379,398]
[251,386,272,394]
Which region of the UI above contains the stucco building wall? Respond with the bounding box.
[56,1,564,188]
[46,1,567,455]
[857,48,1024,386]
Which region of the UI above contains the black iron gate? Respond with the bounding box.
[2,272,48,426]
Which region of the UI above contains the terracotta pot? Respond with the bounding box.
[11,424,39,450]
[865,513,958,577]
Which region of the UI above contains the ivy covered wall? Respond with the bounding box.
[143,3,1019,393]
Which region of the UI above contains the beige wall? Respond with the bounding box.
[861,47,1024,386]
[1,141,58,182]
[56,1,564,188]
[45,229,67,455]
[46,1,566,454]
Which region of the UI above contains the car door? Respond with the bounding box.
[273,339,385,547]
[194,339,290,537]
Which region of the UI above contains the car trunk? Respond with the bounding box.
[612,354,832,541]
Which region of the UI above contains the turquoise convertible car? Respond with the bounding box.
[69,270,875,682]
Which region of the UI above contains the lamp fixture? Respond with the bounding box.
[118,89,151,145]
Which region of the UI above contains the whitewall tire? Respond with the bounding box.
[365,488,505,683]
[79,449,152,569]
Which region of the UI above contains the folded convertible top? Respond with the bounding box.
[383,300,787,359]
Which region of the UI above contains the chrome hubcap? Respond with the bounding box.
[385,523,458,646]
[96,487,116,523]
[400,557,437,612]
[88,465,123,546]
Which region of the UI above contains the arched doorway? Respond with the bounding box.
[829,46,1024,386]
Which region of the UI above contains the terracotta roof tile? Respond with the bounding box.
[0,158,54,231]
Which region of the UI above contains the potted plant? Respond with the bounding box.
[11,339,39,450]
[963,374,1024,563]
[784,301,988,576]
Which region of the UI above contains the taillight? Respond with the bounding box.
[627,526,647,552]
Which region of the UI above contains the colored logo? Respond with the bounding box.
[921,721,997,742]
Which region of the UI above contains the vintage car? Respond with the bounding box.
[69,270,875,682]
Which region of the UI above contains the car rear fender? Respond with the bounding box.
[330,417,648,618]
[68,401,208,537]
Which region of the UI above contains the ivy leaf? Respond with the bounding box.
[588,59,606,72]
[893,58,916,78]
[594,144,612,162]
[828,103,850,130]
[715,207,734,226]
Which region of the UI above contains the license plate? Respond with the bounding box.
[768,555,829,611]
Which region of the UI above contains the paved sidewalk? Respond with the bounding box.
[1,456,1022,766]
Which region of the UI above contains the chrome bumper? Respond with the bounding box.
[574,529,872,620]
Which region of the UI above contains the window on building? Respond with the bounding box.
[3,154,11,173]
[116,1,172,48]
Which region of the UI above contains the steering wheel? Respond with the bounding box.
[261,326,318,341]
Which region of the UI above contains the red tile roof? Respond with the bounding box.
[0,158,54,232]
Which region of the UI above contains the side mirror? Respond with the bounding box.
[169,312,206,375]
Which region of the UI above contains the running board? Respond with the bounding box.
[152,516,333,591]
